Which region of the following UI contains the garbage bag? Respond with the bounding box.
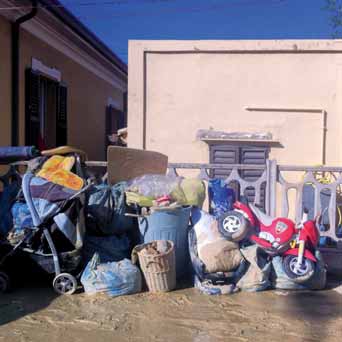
[86,182,135,235]
[271,251,327,290]
[125,191,154,207]
[81,253,142,297]
[208,179,235,218]
[0,182,20,236]
[83,234,130,263]
[10,201,34,234]
[180,178,206,208]
[189,227,247,289]
[191,208,243,273]
[236,245,272,292]
[127,174,186,201]
[199,239,243,273]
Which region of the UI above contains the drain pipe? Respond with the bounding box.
[11,0,38,146]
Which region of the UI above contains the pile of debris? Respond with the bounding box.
[0,145,333,298]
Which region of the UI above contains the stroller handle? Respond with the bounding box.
[41,146,87,161]
[69,181,94,200]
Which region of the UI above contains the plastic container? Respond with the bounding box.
[133,240,176,292]
[138,206,191,277]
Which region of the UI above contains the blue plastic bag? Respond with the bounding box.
[86,182,135,235]
[10,201,33,234]
[0,182,20,236]
[208,179,235,219]
[83,234,130,263]
[81,253,142,297]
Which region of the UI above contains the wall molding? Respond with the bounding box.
[31,57,61,81]
[24,17,127,91]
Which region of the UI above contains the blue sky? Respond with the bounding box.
[60,0,334,63]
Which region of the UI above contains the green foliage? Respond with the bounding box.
[326,0,342,38]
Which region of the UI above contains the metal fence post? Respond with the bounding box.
[266,159,277,217]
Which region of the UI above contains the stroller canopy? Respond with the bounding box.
[22,172,85,248]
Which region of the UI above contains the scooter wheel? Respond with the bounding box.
[0,271,10,293]
[218,211,249,242]
[282,255,315,283]
[53,273,77,295]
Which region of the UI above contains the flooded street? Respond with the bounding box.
[1,285,341,342]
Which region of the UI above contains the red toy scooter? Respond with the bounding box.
[218,202,319,283]
[282,211,320,283]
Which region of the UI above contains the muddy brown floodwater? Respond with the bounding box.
[0,286,341,342]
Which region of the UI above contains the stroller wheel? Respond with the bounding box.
[53,273,77,295]
[0,271,10,293]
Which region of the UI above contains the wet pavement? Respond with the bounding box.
[0,285,341,342]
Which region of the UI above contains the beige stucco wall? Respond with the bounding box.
[0,13,125,161]
[0,15,12,147]
[19,29,124,160]
[128,40,342,168]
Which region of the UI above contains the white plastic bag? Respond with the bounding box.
[127,174,182,198]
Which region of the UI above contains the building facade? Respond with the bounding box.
[0,0,127,160]
[128,40,342,168]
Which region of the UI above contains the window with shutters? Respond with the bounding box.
[105,105,126,153]
[25,69,67,149]
[209,144,269,207]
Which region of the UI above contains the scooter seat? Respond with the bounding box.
[249,203,274,227]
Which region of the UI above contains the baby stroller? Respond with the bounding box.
[0,146,90,295]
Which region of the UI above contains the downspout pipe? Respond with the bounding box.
[11,0,38,146]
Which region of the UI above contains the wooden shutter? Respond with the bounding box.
[25,69,41,146]
[56,84,67,146]
[106,106,125,131]
[105,106,116,155]
[105,106,116,136]
[209,144,268,206]
[123,91,128,127]
[240,146,268,206]
[117,110,125,130]
[210,145,239,179]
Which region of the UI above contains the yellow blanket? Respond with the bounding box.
[37,155,84,191]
